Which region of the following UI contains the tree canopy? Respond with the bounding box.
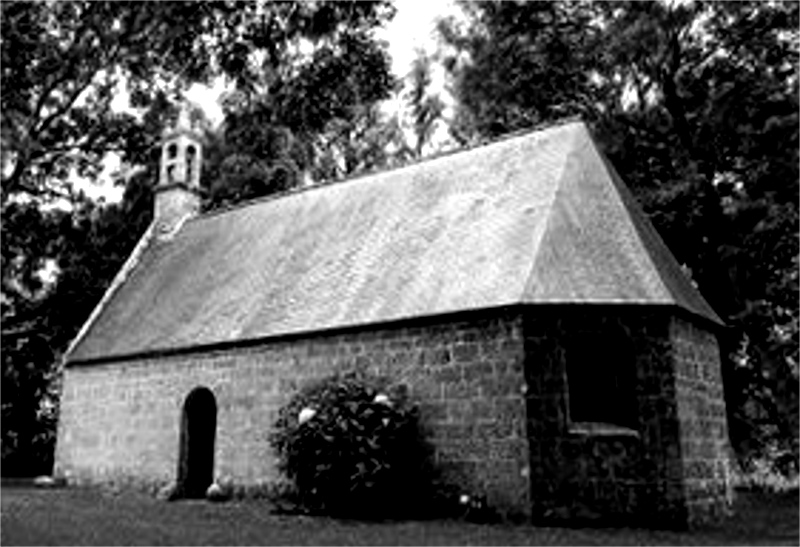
[1,1,225,203]
[202,1,397,208]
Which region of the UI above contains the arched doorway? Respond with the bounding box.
[177,387,217,498]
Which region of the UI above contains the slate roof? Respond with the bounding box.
[67,121,722,364]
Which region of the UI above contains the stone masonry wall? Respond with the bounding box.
[523,308,685,526]
[670,316,734,525]
[522,307,731,528]
[56,305,732,526]
[55,310,531,516]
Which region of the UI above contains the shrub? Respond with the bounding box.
[269,370,436,519]
[733,457,800,494]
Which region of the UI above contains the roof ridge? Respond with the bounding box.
[195,116,586,222]
[596,148,724,326]
[521,119,584,302]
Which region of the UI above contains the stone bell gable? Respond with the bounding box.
[155,105,203,238]
[55,119,733,528]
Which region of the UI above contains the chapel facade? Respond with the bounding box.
[55,116,734,527]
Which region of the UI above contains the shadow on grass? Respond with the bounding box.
[1,485,797,546]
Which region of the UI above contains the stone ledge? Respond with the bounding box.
[568,422,640,438]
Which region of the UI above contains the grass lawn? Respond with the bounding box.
[1,485,797,546]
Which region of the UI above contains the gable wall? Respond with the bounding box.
[670,316,734,525]
[56,310,532,516]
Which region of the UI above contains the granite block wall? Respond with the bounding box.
[55,310,531,516]
[671,316,734,525]
[522,307,732,528]
[55,305,732,527]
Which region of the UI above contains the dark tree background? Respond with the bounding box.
[201,1,397,208]
[1,0,796,476]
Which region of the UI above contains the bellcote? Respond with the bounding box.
[159,105,203,190]
[155,104,203,238]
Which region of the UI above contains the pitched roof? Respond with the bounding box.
[67,121,722,364]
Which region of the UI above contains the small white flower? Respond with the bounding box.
[382,417,390,427]
[459,494,470,505]
[298,407,317,424]
[373,393,391,406]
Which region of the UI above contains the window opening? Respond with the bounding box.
[186,145,196,183]
[566,328,637,429]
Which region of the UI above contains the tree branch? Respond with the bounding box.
[32,78,96,147]
[29,4,103,136]
[1,156,30,197]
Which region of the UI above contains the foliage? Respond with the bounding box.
[733,454,800,494]
[203,1,398,208]
[591,1,799,469]
[0,0,397,208]
[1,178,153,475]
[403,50,447,157]
[437,0,598,142]
[0,1,226,203]
[303,45,451,184]
[269,371,436,519]
[202,122,306,210]
[439,0,799,469]
[309,104,412,183]
[1,330,58,477]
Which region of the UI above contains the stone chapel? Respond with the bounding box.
[55,112,734,527]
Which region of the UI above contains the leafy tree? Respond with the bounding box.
[200,96,311,209]
[589,1,799,469]
[204,1,398,208]
[403,49,447,158]
[440,0,799,469]
[1,1,398,207]
[308,103,410,183]
[0,1,228,203]
[0,172,157,475]
[309,46,451,184]
[1,200,60,475]
[437,0,599,143]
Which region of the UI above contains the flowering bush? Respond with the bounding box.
[733,456,800,494]
[269,371,436,519]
